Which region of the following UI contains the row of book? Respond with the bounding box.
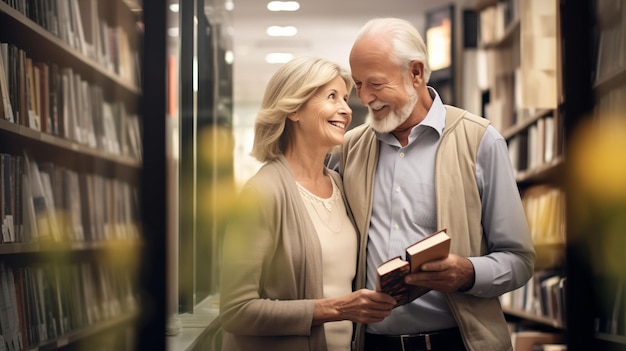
[518,0,561,110]
[590,0,626,344]
[483,68,519,135]
[594,275,626,337]
[0,260,138,351]
[522,185,565,246]
[478,0,519,47]
[0,42,142,161]
[478,0,561,136]
[522,184,566,270]
[1,153,141,245]
[507,113,563,176]
[595,74,626,118]
[1,0,140,86]
[475,1,520,131]
[477,40,553,135]
[501,270,567,325]
[594,0,626,85]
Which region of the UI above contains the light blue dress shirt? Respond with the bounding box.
[365,88,532,335]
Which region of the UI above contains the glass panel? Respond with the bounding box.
[177,0,233,313]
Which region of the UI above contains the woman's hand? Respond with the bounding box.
[313,289,396,325]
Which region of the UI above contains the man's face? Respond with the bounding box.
[349,37,417,133]
[365,78,418,133]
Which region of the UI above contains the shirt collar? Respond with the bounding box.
[418,86,446,137]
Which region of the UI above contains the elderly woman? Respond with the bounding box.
[219,56,396,351]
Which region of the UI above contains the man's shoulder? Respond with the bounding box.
[444,104,490,132]
[343,123,377,155]
[331,123,377,172]
[441,105,492,155]
[345,123,372,142]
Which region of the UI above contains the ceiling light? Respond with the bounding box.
[265,53,294,64]
[267,1,300,11]
[266,25,297,37]
[224,0,234,11]
[169,3,179,12]
[225,50,234,64]
[168,27,179,37]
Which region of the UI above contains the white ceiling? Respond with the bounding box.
[228,0,475,107]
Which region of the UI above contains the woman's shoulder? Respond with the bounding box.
[234,162,291,216]
[326,168,346,191]
[243,159,292,194]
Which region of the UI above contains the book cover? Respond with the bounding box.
[0,51,14,123]
[34,62,49,133]
[376,229,451,307]
[4,154,14,244]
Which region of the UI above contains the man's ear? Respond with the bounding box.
[410,60,425,82]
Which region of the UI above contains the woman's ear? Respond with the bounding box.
[287,111,299,122]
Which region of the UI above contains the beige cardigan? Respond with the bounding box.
[339,106,523,351]
[219,155,357,351]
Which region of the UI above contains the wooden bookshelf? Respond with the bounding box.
[0,238,142,255]
[479,17,520,50]
[503,306,566,330]
[574,0,626,349]
[478,0,568,348]
[0,2,140,99]
[0,0,147,350]
[515,156,564,184]
[596,333,626,346]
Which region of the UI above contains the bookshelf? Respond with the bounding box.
[475,0,567,349]
[564,0,626,350]
[592,0,626,118]
[0,0,156,350]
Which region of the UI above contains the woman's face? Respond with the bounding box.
[295,76,352,148]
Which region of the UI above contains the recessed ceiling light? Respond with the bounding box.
[266,25,297,37]
[265,53,294,64]
[267,1,300,12]
[225,0,234,11]
[225,50,234,64]
[168,27,179,37]
[169,4,179,12]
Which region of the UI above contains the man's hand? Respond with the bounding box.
[404,254,475,293]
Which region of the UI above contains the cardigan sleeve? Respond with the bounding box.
[219,175,316,336]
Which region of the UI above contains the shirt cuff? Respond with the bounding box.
[461,257,489,295]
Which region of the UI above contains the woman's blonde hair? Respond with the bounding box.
[250,56,353,163]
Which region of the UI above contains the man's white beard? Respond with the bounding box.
[368,84,418,133]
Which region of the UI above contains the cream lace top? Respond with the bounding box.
[297,176,357,351]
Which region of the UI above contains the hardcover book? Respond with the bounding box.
[376,228,451,307]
